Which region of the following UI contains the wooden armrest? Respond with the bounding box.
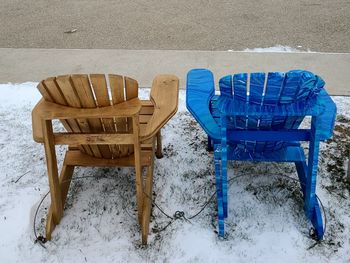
[32,98,142,143]
[140,75,179,140]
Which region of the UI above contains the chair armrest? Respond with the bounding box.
[186,69,221,139]
[140,75,179,140]
[32,98,142,143]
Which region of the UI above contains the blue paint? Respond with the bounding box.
[186,69,336,240]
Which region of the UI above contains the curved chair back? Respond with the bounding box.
[37,74,139,158]
[219,70,325,153]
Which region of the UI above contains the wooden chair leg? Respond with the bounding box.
[45,164,75,240]
[156,131,163,159]
[42,120,63,227]
[133,116,144,226]
[141,160,154,245]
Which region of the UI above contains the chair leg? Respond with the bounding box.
[221,144,228,219]
[214,144,225,237]
[208,135,213,151]
[42,120,64,238]
[141,158,154,245]
[295,141,324,240]
[133,117,144,226]
[134,161,144,226]
[155,131,163,159]
[220,116,228,219]
[46,164,75,240]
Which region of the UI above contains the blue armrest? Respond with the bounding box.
[186,69,221,139]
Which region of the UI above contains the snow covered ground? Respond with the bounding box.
[0,83,349,263]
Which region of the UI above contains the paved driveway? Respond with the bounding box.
[1,0,349,52]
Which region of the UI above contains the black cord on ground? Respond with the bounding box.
[33,172,328,246]
[33,191,49,249]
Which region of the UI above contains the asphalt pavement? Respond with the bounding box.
[1,0,349,52]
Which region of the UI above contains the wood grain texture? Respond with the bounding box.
[141,74,179,140]
[33,73,179,244]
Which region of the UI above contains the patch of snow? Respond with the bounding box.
[242,45,314,53]
[0,83,349,262]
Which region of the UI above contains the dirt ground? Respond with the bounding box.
[1,0,349,52]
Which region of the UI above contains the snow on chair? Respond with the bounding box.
[186,69,336,240]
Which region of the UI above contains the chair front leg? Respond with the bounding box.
[45,164,75,240]
[304,117,324,239]
[220,116,228,219]
[133,116,144,226]
[214,144,225,237]
[155,130,163,159]
[141,138,156,245]
[42,120,63,226]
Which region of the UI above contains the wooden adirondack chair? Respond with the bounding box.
[32,73,179,244]
[186,69,336,240]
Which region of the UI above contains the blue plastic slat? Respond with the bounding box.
[219,75,233,98]
[249,72,265,105]
[247,73,266,151]
[233,73,248,102]
[227,145,305,162]
[264,72,285,106]
[233,73,248,130]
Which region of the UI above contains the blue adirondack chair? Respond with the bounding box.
[186,68,336,240]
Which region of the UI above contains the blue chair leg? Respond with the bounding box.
[221,144,228,219]
[214,144,225,237]
[295,135,324,240]
[220,116,228,218]
[311,199,324,239]
[208,135,213,151]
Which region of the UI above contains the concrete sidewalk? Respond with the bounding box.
[1,48,349,95]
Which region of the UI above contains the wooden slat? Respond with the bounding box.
[56,75,101,157]
[90,74,110,106]
[42,77,93,155]
[64,150,152,167]
[90,74,121,158]
[109,74,125,103]
[140,114,152,124]
[42,78,67,105]
[109,74,129,157]
[125,77,138,100]
[71,74,112,158]
[54,133,134,145]
[35,82,73,142]
[140,106,154,115]
[34,99,142,120]
[125,77,139,155]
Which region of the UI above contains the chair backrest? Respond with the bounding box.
[37,74,139,159]
[219,70,325,153]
